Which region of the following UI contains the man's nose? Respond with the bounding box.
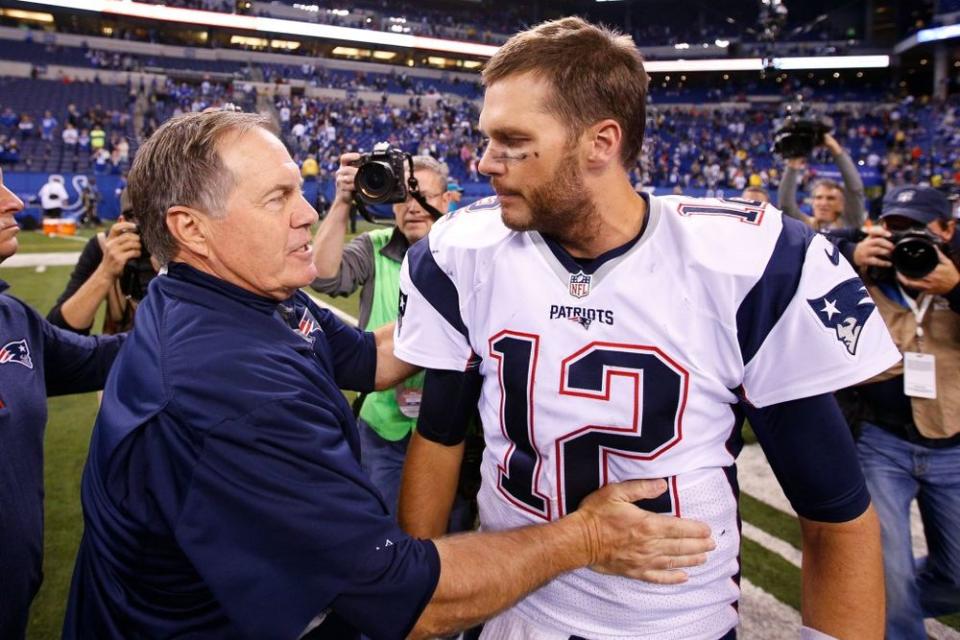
[478,146,503,177]
[295,195,319,227]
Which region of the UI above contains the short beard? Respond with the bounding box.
[502,149,598,247]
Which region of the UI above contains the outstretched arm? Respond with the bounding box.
[777,158,808,223]
[409,479,716,639]
[399,432,463,538]
[312,152,360,281]
[799,507,884,638]
[372,323,419,390]
[744,393,883,639]
[399,367,481,538]
[826,135,866,229]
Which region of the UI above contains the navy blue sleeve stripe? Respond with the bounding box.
[406,235,470,342]
[417,368,483,445]
[741,392,871,523]
[736,217,816,365]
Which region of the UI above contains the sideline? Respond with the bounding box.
[0,252,82,268]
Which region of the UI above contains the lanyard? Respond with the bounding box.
[897,284,933,340]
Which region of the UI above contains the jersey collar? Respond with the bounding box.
[166,262,287,315]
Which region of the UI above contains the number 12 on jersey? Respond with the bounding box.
[489,331,689,520]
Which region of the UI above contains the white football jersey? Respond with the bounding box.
[395,194,900,640]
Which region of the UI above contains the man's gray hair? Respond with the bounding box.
[127,111,275,265]
[411,155,449,190]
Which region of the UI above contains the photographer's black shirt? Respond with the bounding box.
[47,235,104,334]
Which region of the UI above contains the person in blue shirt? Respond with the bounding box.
[63,110,717,640]
[0,167,125,640]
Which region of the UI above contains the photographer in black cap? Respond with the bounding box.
[831,186,960,638]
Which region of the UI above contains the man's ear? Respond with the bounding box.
[941,219,956,243]
[166,205,211,259]
[585,118,623,169]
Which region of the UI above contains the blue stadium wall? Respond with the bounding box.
[7,164,881,226]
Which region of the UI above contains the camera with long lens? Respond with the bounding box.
[773,98,833,159]
[118,217,156,301]
[850,227,946,280]
[352,142,409,204]
[888,229,944,279]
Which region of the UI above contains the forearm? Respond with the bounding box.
[777,167,805,221]
[834,151,866,228]
[799,506,884,639]
[373,324,419,389]
[399,432,463,538]
[57,268,115,331]
[409,514,591,638]
[312,199,352,278]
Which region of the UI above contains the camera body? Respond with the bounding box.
[117,219,156,301]
[852,227,945,280]
[773,99,833,159]
[352,142,409,204]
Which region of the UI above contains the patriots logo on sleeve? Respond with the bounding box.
[0,339,33,369]
[807,278,876,355]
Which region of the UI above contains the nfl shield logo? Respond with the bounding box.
[568,271,591,299]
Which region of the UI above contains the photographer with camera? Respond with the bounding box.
[829,186,960,638]
[78,177,102,227]
[47,191,157,334]
[777,114,866,231]
[312,148,464,524]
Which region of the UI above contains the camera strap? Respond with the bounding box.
[897,284,933,339]
[405,154,445,221]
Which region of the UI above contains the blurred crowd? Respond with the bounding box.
[4,75,958,205]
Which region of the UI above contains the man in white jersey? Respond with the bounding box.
[395,17,900,640]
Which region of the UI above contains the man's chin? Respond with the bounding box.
[499,201,534,232]
[0,238,18,262]
[288,264,318,291]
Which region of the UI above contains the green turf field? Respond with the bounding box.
[15,228,97,253]
[3,226,958,638]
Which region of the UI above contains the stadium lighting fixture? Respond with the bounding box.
[0,8,54,22]
[893,23,960,54]
[645,55,888,73]
[15,0,890,71]
[916,23,960,44]
[770,55,889,70]
[18,0,500,56]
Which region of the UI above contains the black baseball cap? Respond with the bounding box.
[880,186,952,225]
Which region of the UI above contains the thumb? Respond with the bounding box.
[608,478,668,503]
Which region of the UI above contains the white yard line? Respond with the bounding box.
[741,521,801,568]
[1,251,82,267]
[738,443,928,556]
